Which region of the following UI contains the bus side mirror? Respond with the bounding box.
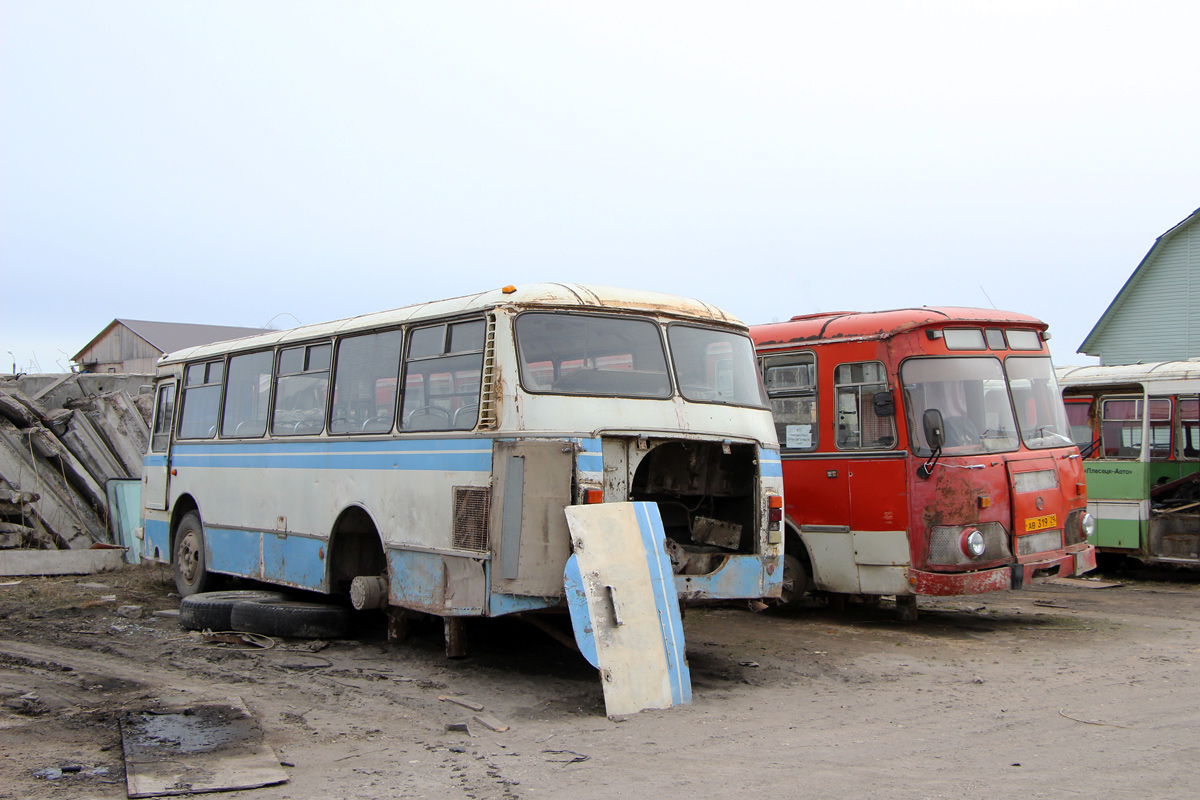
[922,409,944,451]
[873,391,895,417]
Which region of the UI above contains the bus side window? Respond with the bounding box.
[150,383,176,452]
[1181,397,1200,459]
[762,353,817,451]
[221,351,273,439]
[1100,397,1171,458]
[272,343,331,436]
[401,319,485,432]
[330,330,403,435]
[833,361,895,450]
[178,360,223,440]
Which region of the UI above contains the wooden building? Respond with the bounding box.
[72,319,274,374]
[1080,208,1200,365]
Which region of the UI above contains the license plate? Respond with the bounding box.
[1025,514,1057,532]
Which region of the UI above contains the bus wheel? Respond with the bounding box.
[173,511,215,597]
[779,554,809,608]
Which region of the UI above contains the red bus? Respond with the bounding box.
[751,308,1097,618]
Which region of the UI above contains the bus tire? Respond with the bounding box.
[779,554,810,608]
[179,590,290,632]
[173,511,216,597]
[229,599,351,639]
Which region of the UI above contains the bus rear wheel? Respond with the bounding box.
[173,511,216,597]
[779,554,810,608]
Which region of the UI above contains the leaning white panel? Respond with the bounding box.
[564,501,691,718]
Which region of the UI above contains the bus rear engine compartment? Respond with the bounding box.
[628,439,759,576]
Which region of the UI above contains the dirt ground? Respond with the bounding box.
[2,563,1199,800]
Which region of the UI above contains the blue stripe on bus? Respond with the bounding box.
[144,454,167,468]
[168,438,492,472]
[576,437,604,474]
[758,447,783,478]
[633,501,692,707]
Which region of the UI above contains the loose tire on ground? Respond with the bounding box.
[229,599,351,639]
[173,511,216,597]
[179,590,290,632]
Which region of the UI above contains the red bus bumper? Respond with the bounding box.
[910,545,1098,596]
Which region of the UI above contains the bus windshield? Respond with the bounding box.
[902,357,1020,454]
[516,312,672,398]
[1004,356,1074,449]
[516,312,768,407]
[667,324,769,407]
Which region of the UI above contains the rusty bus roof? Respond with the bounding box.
[750,307,1047,349]
[158,283,743,365]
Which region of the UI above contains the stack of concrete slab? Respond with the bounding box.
[0,373,151,551]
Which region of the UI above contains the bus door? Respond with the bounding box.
[1007,456,1069,579]
[144,380,177,512]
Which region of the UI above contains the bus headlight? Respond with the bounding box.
[1065,509,1094,545]
[960,528,986,558]
[1081,513,1096,539]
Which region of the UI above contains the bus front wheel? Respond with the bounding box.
[173,511,215,597]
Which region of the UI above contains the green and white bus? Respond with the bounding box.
[1057,362,1200,566]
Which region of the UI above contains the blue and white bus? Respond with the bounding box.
[141,284,784,649]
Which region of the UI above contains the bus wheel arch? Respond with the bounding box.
[328,505,387,595]
[780,524,815,608]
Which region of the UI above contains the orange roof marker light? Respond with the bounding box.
[502,285,517,294]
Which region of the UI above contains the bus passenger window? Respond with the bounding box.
[762,353,817,451]
[401,319,485,432]
[178,360,223,439]
[1100,397,1171,458]
[150,383,176,452]
[221,351,273,438]
[834,361,895,450]
[272,343,331,436]
[330,330,402,435]
[1182,398,1200,459]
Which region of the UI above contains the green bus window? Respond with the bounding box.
[1181,398,1200,459]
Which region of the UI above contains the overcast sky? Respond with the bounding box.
[3,2,1197,373]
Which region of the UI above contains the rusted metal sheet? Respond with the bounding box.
[910,565,1013,596]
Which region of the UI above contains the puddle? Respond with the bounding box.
[127,706,259,754]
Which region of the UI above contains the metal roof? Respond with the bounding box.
[1056,360,1200,387]
[750,306,1045,348]
[72,319,274,362]
[157,283,743,365]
